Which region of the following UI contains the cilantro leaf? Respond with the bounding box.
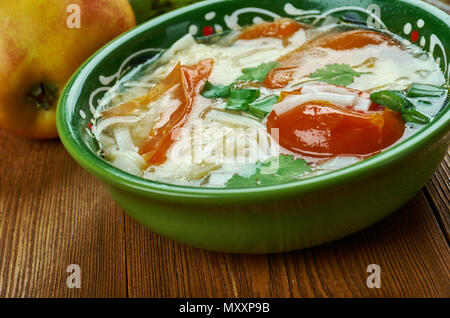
[309,63,371,86]
[238,61,280,82]
[226,155,311,188]
[201,81,231,98]
[270,154,310,176]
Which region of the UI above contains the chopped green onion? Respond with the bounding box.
[370,90,430,124]
[248,95,279,119]
[407,83,446,98]
[370,90,412,111]
[201,81,231,98]
[401,109,430,124]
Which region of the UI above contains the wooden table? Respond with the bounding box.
[0,130,448,298]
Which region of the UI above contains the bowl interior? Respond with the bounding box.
[57,0,450,198]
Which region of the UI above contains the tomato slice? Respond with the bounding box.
[102,59,214,165]
[101,64,183,119]
[139,59,214,164]
[266,87,405,158]
[263,30,397,89]
[239,19,305,40]
[263,66,298,89]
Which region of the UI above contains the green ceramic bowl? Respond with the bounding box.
[57,0,450,253]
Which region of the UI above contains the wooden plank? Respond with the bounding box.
[0,132,127,297]
[124,190,450,298]
[1,128,448,297]
[425,152,450,241]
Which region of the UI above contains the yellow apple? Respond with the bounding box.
[0,0,136,139]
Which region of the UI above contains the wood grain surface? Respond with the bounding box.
[0,130,449,298]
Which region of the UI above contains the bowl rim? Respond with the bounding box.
[57,0,450,204]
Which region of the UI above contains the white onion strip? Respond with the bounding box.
[301,84,372,112]
[301,84,358,96]
[114,127,136,152]
[273,93,356,116]
[159,33,196,63]
[93,116,140,139]
[354,97,371,112]
[206,110,263,128]
[110,150,147,177]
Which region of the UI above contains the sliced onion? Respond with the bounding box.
[159,33,196,63]
[110,150,147,177]
[273,93,356,116]
[206,110,264,128]
[301,84,372,112]
[354,97,371,112]
[114,127,136,152]
[94,116,140,139]
[301,84,358,96]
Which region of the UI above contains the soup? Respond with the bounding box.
[93,19,447,187]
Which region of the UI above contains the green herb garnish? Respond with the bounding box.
[407,83,446,98]
[247,95,279,119]
[309,63,371,86]
[237,61,279,82]
[226,155,311,188]
[201,62,281,118]
[370,90,430,124]
[226,87,260,111]
[201,81,231,98]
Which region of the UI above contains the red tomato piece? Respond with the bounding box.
[266,87,405,158]
[139,59,214,164]
[263,66,297,89]
[263,30,398,89]
[102,59,214,165]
